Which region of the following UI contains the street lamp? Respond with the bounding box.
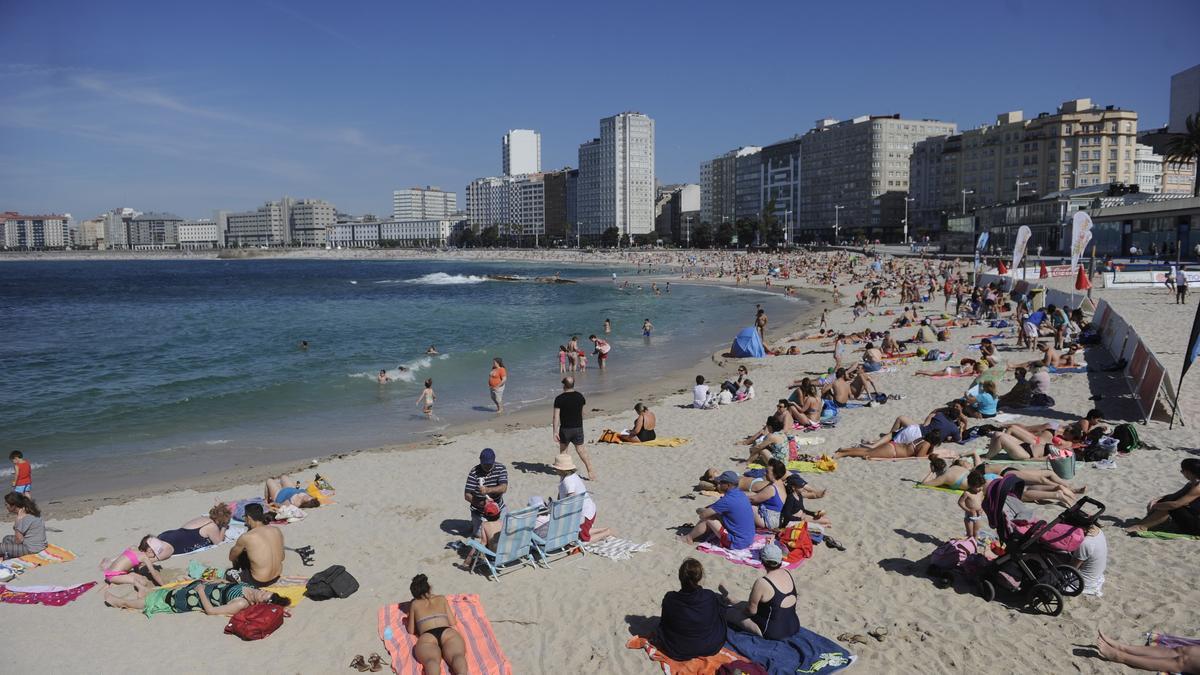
[1016,180,1033,201]
[784,209,791,247]
[961,189,975,215]
[685,215,692,248]
[903,195,915,244]
[833,205,845,243]
[575,221,581,249]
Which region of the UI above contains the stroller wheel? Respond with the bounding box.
[978,579,996,603]
[1028,583,1063,616]
[1055,565,1083,597]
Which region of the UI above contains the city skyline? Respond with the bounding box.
[1,0,1198,221]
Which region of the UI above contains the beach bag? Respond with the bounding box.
[820,399,839,422]
[598,429,620,444]
[777,522,813,563]
[1048,453,1076,480]
[717,661,769,675]
[930,538,979,571]
[305,565,359,600]
[1080,437,1115,462]
[225,604,289,641]
[1112,423,1141,452]
[923,349,942,362]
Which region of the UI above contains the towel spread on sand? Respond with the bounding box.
[696,532,808,570]
[626,636,744,675]
[582,537,653,560]
[1148,632,1200,647]
[3,544,76,571]
[916,483,964,495]
[1130,530,1200,541]
[749,459,835,474]
[928,372,974,379]
[0,581,97,606]
[724,626,855,674]
[159,575,309,604]
[598,436,689,446]
[378,594,512,675]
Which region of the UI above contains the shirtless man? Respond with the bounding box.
[880,331,901,355]
[755,309,768,341]
[226,504,284,588]
[862,342,884,372]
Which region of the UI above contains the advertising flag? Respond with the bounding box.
[1070,211,1093,274]
[1012,225,1032,275]
[1183,301,1200,381]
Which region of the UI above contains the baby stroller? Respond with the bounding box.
[976,474,1104,616]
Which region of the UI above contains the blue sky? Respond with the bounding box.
[1,0,1198,220]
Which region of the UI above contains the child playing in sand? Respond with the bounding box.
[10,451,32,495]
[416,379,436,418]
[101,536,165,589]
[959,471,986,540]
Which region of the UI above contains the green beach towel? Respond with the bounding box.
[916,483,964,495]
[1130,530,1200,541]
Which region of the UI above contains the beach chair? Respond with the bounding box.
[531,493,586,566]
[462,505,540,581]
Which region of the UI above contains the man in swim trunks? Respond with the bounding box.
[553,376,597,480]
[226,504,284,588]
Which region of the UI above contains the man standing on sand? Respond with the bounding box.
[755,308,768,341]
[226,504,284,587]
[464,448,508,535]
[553,376,597,480]
[488,357,507,413]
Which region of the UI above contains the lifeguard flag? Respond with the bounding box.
[1075,265,1091,290]
[998,261,1008,274]
[1183,300,1200,381]
[1039,261,1049,279]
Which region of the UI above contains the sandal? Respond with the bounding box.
[349,655,369,672]
[367,653,384,672]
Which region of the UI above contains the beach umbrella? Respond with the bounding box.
[997,260,1008,275]
[1074,265,1091,291]
[1039,261,1049,279]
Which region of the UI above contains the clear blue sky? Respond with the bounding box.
[2,0,1198,220]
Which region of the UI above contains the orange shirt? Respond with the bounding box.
[13,460,31,486]
[488,367,507,389]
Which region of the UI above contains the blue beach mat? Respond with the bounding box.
[725,626,855,674]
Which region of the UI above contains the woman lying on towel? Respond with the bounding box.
[1125,458,1200,535]
[151,502,233,561]
[266,474,321,509]
[617,402,657,443]
[921,456,1084,506]
[834,428,944,459]
[104,579,290,617]
[914,358,977,378]
[406,574,468,675]
[1095,630,1200,673]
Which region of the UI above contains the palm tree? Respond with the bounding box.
[1164,113,1200,197]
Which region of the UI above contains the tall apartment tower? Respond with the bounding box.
[577,112,656,241]
[700,146,760,226]
[502,129,541,176]
[392,186,457,221]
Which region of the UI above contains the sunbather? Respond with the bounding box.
[103,579,290,617]
[0,492,46,559]
[152,503,232,560]
[406,574,468,675]
[266,474,320,509]
[1007,409,1105,443]
[1095,630,1200,673]
[656,558,727,661]
[1125,458,1200,535]
[226,503,284,587]
[743,416,789,465]
[914,358,977,377]
[745,460,787,530]
[617,402,657,443]
[834,429,943,459]
[681,471,755,550]
[725,543,800,639]
[982,429,1053,461]
[100,536,165,588]
[779,474,831,528]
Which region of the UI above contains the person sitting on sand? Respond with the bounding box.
[914,358,977,378]
[617,402,657,443]
[880,331,902,355]
[822,367,877,406]
[151,503,232,560]
[861,342,884,373]
[551,453,613,542]
[743,416,789,465]
[834,429,943,459]
[655,558,727,661]
[1059,344,1086,369]
[779,474,833,530]
[104,579,290,618]
[101,535,165,589]
[998,366,1032,408]
[406,574,468,675]
[0,492,47,559]
[745,460,787,531]
[266,474,321,509]
[785,382,823,429]
[692,375,710,409]
[1125,458,1200,535]
[1093,630,1200,673]
[964,381,999,419]
[725,543,800,639]
[681,471,755,550]
[226,503,284,587]
[911,319,938,343]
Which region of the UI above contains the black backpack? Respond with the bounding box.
[305,565,359,600]
[1111,423,1141,453]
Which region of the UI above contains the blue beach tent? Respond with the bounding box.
[730,327,766,358]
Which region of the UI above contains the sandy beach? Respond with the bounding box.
[2,249,1197,674]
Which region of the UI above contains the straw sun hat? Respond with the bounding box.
[551,454,577,472]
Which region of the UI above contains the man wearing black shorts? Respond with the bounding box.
[553,376,597,480]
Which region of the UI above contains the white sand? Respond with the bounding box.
[1,252,1195,674]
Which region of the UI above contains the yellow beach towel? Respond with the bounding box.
[597,433,689,447]
[5,544,75,571]
[749,457,837,473]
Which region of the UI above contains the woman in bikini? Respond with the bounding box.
[746,460,787,531]
[744,416,789,465]
[101,535,165,588]
[785,382,823,429]
[406,574,467,675]
[914,358,978,378]
[104,579,290,617]
[266,475,321,509]
[835,429,943,459]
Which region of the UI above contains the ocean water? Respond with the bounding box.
[0,259,807,482]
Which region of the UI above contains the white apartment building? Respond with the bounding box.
[577,111,655,241]
[1134,144,1164,194]
[2,213,71,249]
[392,186,457,221]
[177,220,224,248]
[327,219,453,248]
[464,174,546,239]
[101,207,139,249]
[502,129,541,176]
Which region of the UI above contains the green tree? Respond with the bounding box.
[480,225,500,247]
[1164,113,1200,197]
[457,227,477,248]
[736,218,758,248]
[600,226,620,247]
[715,221,735,247]
[692,223,714,248]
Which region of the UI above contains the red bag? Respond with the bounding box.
[776,522,813,563]
[224,604,289,641]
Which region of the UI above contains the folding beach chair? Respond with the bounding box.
[531,493,585,566]
[461,505,540,581]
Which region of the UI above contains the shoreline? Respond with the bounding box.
[32,269,828,520]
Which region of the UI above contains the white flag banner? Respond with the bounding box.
[1012,225,1032,275]
[1070,211,1093,274]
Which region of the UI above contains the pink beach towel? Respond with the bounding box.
[0,581,97,606]
[378,594,512,675]
[695,532,808,570]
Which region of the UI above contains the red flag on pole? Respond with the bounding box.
[1075,265,1091,290]
[1039,261,1049,279]
[998,260,1008,274]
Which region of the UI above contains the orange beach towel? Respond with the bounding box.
[626,636,745,674]
[4,544,76,571]
[378,594,512,675]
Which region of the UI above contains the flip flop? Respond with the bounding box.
[367,653,384,672]
[349,655,369,672]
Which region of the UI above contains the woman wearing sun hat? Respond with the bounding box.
[551,453,613,542]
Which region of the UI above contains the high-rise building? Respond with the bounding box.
[542,168,577,243]
[225,197,336,247]
[392,186,457,221]
[734,148,763,223]
[464,173,546,242]
[288,199,337,246]
[2,213,71,249]
[799,115,956,240]
[760,138,802,241]
[576,112,655,241]
[1169,64,1200,134]
[907,135,951,234]
[502,129,541,176]
[101,207,139,249]
[75,217,105,249]
[128,212,184,248]
[700,146,760,226]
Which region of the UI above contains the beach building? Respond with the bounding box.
[542,168,577,244]
[1169,64,1200,133]
[1089,195,1200,257]
[75,217,105,249]
[502,129,541,176]
[326,219,454,248]
[577,111,655,242]
[655,183,700,245]
[100,207,139,249]
[734,147,763,223]
[760,138,802,243]
[177,219,224,249]
[392,186,457,221]
[464,173,547,243]
[225,197,336,247]
[1134,144,1165,194]
[2,212,72,249]
[128,211,184,249]
[700,146,761,227]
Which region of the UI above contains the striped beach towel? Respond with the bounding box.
[582,537,653,560]
[4,544,76,571]
[378,594,512,675]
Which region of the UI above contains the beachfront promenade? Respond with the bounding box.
[1,248,1195,674]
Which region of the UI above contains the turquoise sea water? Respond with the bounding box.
[0,259,806,483]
